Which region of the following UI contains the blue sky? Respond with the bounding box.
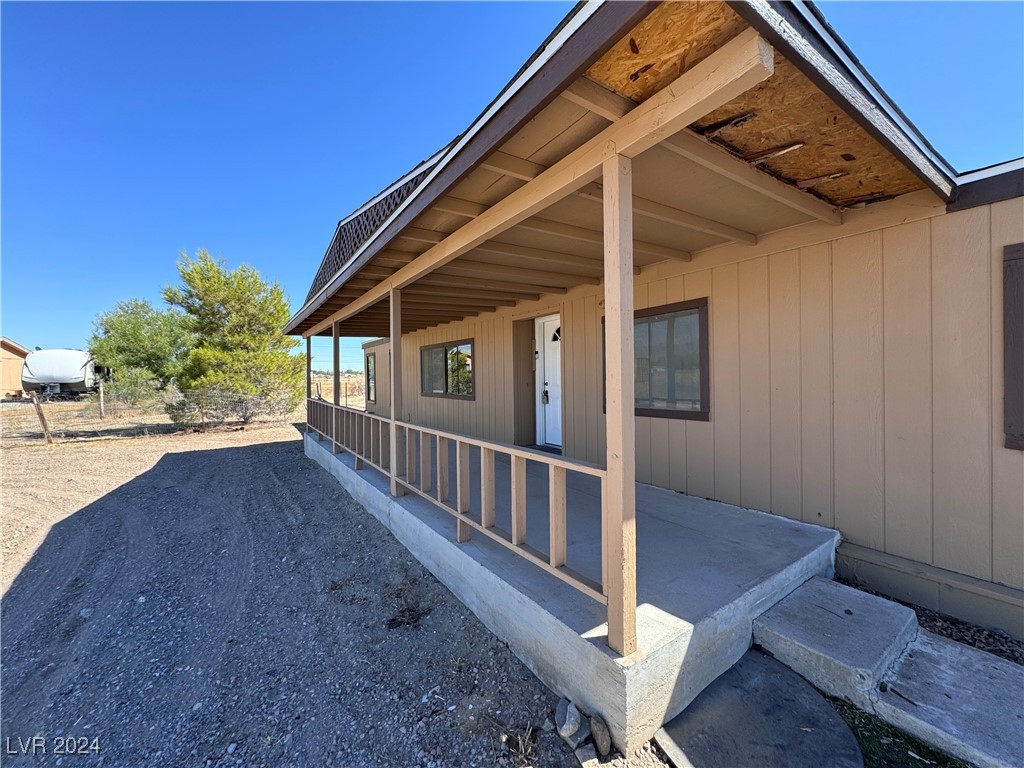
[3,2,1022,373]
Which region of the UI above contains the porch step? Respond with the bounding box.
[753,577,1024,768]
[655,650,863,768]
[753,576,917,710]
[874,630,1024,768]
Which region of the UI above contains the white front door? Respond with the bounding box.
[536,314,562,447]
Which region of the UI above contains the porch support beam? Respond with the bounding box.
[389,288,404,497]
[561,78,841,225]
[332,322,340,406]
[439,261,599,287]
[305,336,312,433]
[603,154,637,657]
[305,28,774,337]
[439,196,692,261]
[331,322,341,453]
[515,217,691,262]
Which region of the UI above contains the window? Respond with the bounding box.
[604,298,709,420]
[365,352,376,404]
[420,339,474,399]
[1005,243,1023,450]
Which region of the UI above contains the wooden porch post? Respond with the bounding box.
[305,336,312,433]
[332,322,340,452]
[333,323,341,406]
[389,287,404,496]
[603,154,637,656]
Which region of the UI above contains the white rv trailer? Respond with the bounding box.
[21,349,100,397]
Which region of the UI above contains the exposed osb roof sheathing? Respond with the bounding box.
[586,1,926,205]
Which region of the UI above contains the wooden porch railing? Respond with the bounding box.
[306,398,607,604]
[307,398,391,473]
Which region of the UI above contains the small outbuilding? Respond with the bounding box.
[1,337,31,399]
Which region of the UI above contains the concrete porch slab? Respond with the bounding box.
[304,433,839,751]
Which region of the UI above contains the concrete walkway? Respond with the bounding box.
[656,650,863,768]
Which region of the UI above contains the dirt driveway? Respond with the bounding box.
[2,426,656,767]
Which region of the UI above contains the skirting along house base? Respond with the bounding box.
[287,0,1024,755]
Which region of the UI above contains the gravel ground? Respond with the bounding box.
[1,425,665,767]
[837,578,1024,667]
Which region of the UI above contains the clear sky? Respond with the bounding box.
[3,1,1022,373]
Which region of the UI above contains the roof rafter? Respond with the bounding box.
[305,28,775,336]
[560,77,841,224]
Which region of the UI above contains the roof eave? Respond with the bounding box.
[727,0,956,200]
[284,0,658,336]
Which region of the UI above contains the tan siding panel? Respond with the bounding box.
[833,231,885,550]
[738,257,771,510]
[932,208,992,580]
[666,273,688,492]
[634,283,652,485]
[685,270,715,499]
[646,281,672,488]
[799,243,834,526]
[882,220,933,564]
[769,250,802,520]
[991,198,1024,589]
[584,293,601,464]
[712,263,741,504]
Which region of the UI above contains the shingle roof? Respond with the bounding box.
[303,158,440,305]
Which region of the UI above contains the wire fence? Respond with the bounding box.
[310,375,367,411]
[1,388,305,447]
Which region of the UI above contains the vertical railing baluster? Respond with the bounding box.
[511,455,526,545]
[405,427,417,484]
[419,431,431,493]
[456,440,470,543]
[480,447,495,529]
[354,413,364,470]
[549,465,567,567]
[436,436,450,503]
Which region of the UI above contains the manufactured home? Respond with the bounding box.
[288,1,1023,751]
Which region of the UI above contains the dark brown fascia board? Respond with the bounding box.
[361,337,390,350]
[284,0,657,336]
[727,0,956,202]
[947,168,1024,213]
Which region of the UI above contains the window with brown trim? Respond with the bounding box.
[365,352,376,404]
[420,339,474,399]
[1005,243,1023,450]
[604,298,710,421]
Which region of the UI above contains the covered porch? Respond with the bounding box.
[286,1,961,750]
[302,411,837,749]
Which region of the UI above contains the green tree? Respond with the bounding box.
[163,250,304,415]
[89,298,191,385]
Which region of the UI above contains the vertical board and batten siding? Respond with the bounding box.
[398,315,514,443]
[387,191,1024,596]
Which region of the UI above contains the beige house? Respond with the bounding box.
[1,338,31,399]
[289,0,1023,749]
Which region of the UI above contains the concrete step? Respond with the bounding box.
[753,576,1024,768]
[876,630,1024,768]
[753,576,917,709]
[655,649,863,768]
